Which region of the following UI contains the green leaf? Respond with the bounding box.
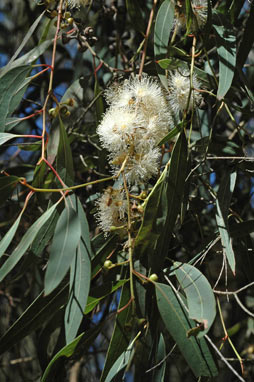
[44,205,82,296]
[56,116,74,184]
[8,11,46,66]
[216,170,237,274]
[213,11,236,99]
[0,66,31,132]
[134,132,188,272]
[0,39,52,76]
[41,333,85,382]
[153,334,166,382]
[31,207,60,257]
[0,175,20,206]
[100,283,132,381]
[0,284,68,355]
[64,242,91,344]
[173,262,216,337]
[155,282,218,377]
[0,210,25,259]
[158,122,184,146]
[154,0,175,88]
[85,279,128,315]
[0,202,60,282]
[104,336,136,382]
[0,132,20,145]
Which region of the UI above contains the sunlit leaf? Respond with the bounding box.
[173,262,216,337]
[155,282,218,377]
[216,170,237,274]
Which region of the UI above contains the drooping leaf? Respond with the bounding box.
[64,241,91,344]
[31,206,60,257]
[173,262,216,337]
[104,336,136,382]
[0,284,68,356]
[56,116,74,184]
[0,201,60,282]
[100,283,132,381]
[0,39,52,76]
[41,333,85,382]
[213,11,236,99]
[8,11,46,66]
[44,205,81,296]
[153,334,166,382]
[0,175,20,206]
[216,170,237,274]
[0,202,29,259]
[154,0,175,88]
[155,282,218,377]
[0,65,31,132]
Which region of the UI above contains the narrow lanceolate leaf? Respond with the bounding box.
[56,116,74,184]
[0,202,59,282]
[155,282,218,377]
[236,1,254,68]
[153,334,166,382]
[100,284,132,382]
[104,336,136,382]
[44,206,81,296]
[173,262,216,338]
[0,285,68,356]
[0,65,31,132]
[0,210,25,259]
[64,242,91,344]
[0,175,20,206]
[134,132,188,273]
[213,11,236,99]
[41,333,85,382]
[8,10,46,66]
[216,171,237,274]
[154,0,175,88]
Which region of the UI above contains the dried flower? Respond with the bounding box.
[95,187,127,235]
[168,69,202,114]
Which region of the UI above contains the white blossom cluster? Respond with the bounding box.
[97,75,172,184]
[95,187,127,235]
[168,69,202,114]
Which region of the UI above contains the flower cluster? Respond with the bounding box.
[97,75,171,184]
[168,69,202,114]
[95,187,127,235]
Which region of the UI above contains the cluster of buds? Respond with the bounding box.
[62,25,97,51]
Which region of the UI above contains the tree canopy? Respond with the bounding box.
[0,0,254,381]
